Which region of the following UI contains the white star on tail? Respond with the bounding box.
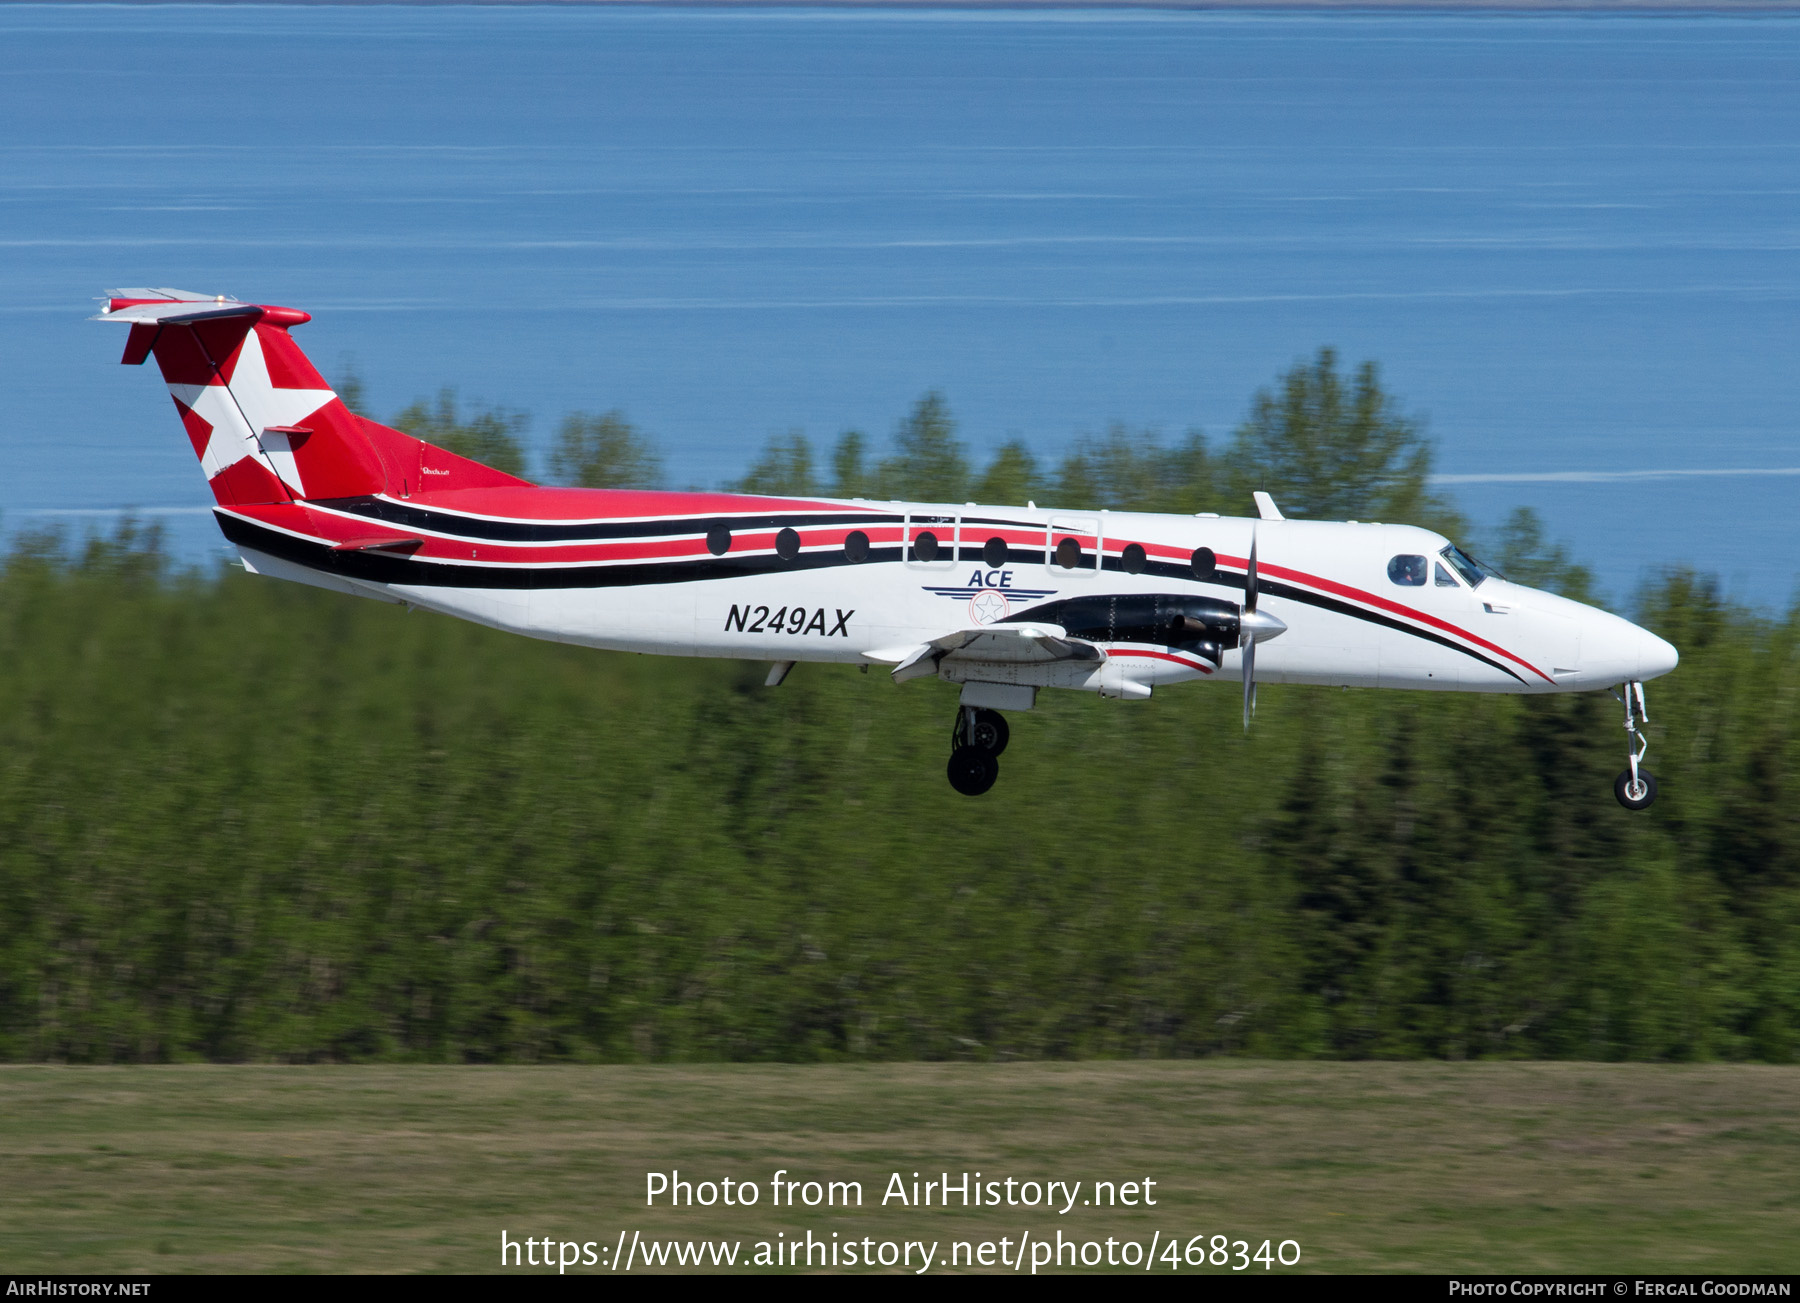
[169,327,333,495]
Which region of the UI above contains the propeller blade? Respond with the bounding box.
[1244,527,1259,615]
[1241,524,1259,730]
[1242,639,1257,731]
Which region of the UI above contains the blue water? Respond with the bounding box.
[4,6,1799,606]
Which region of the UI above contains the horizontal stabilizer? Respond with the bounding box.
[93,290,311,329]
[107,288,223,303]
[95,300,259,325]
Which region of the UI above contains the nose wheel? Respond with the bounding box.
[947,706,1008,795]
[1615,767,1658,811]
[1613,680,1656,810]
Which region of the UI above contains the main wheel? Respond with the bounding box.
[1614,767,1658,810]
[952,708,1010,755]
[950,712,1008,752]
[966,708,1009,755]
[946,746,1000,796]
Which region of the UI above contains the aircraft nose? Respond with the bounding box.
[1571,605,1679,687]
[1634,625,1679,681]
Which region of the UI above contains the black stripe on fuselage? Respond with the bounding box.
[222,511,1526,683]
[220,510,909,587]
[1088,556,1527,684]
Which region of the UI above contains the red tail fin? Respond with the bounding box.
[97,290,529,504]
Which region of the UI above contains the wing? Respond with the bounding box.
[866,622,1103,684]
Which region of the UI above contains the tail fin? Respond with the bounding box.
[95,290,529,505]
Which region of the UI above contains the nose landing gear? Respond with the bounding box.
[947,706,1008,795]
[1613,680,1656,810]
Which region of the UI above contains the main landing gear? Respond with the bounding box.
[1613,680,1657,811]
[947,706,1009,796]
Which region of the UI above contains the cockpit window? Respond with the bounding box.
[1435,562,1461,588]
[1439,544,1502,588]
[1388,554,1427,587]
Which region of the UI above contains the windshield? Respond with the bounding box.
[1439,544,1504,588]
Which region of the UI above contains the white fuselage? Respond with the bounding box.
[235,495,1678,701]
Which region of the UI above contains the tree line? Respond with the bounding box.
[349,350,1507,557]
[0,354,1783,1064]
[351,349,1590,598]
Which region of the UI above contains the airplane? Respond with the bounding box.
[95,289,1680,806]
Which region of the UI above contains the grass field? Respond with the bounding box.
[0,1062,1796,1274]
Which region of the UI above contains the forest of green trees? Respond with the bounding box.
[0,352,1792,1064]
[363,349,1475,545]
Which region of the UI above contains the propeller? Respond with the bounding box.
[1238,525,1288,730]
[1242,528,1258,729]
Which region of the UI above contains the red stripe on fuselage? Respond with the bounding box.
[383,485,878,523]
[242,496,1548,682]
[1214,553,1553,684]
[1061,535,1544,683]
[291,502,914,565]
[1107,649,1214,675]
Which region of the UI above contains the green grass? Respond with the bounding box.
[1,1062,1796,1273]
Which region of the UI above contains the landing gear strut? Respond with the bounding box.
[1613,680,1657,811]
[947,706,1008,795]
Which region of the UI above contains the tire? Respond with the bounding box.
[971,708,1009,755]
[946,746,1000,796]
[1614,768,1658,811]
[950,708,1010,755]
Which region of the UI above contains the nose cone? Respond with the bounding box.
[1634,625,1679,681]
[1557,598,1680,688]
[1240,608,1288,643]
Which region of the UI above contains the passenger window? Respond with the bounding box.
[1435,562,1461,588]
[1054,537,1082,570]
[1122,542,1147,575]
[914,530,939,563]
[983,536,1008,568]
[1388,554,1426,587]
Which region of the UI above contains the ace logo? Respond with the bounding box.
[967,570,1014,588]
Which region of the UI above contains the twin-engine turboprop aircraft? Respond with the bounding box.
[95,290,1679,805]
